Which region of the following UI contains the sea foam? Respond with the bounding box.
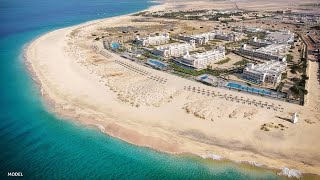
[234,160,263,167]
[278,167,302,178]
[201,154,223,160]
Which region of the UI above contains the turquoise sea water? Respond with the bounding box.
[0,0,285,179]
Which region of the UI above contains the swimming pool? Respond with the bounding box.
[111,42,120,49]
[226,82,272,95]
[147,59,168,69]
[199,75,208,80]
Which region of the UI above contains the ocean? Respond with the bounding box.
[0,0,284,179]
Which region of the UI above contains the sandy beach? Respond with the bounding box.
[25,1,320,177]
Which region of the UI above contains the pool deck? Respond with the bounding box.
[146,59,169,70]
[99,43,299,105]
[195,74,293,103]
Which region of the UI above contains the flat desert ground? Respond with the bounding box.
[25,1,320,176]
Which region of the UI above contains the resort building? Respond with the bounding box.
[242,60,287,85]
[178,31,242,45]
[239,44,290,61]
[214,31,242,42]
[265,31,294,44]
[245,27,265,33]
[218,17,234,22]
[135,33,170,46]
[177,46,225,69]
[308,31,320,48]
[249,37,272,47]
[153,41,196,58]
[178,32,216,45]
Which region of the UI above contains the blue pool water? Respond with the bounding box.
[0,0,285,178]
[147,59,168,69]
[111,42,120,49]
[200,75,209,80]
[226,82,272,95]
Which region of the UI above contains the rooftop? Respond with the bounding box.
[156,43,193,50]
[184,48,225,60]
[245,61,287,75]
[265,31,294,44]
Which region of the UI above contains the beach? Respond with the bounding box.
[25,2,320,177]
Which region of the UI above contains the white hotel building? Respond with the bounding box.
[178,31,242,45]
[249,37,272,47]
[214,31,242,42]
[249,31,294,48]
[242,60,287,85]
[177,46,225,69]
[239,44,290,61]
[153,41,196,58]
[178,32,216,45]
[135,33,170,46]
[265,31,294,44]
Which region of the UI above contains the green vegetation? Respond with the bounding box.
[170,63,229,76]
[190,49,205,54]
[289,58,309,99]
[286,54,293,62]
[225,38,248,49]
[143,51,162,60]
[132,11,148,16]
[281,72,287,80]
[172,71,191,78]
[169,39,178,44]
[138,56,147,61]
[210,39,223,43]
[116,47,126,53]
[233,59,249,66]
[300,3,320,7]
[290,78,308,98]
[148,10,207,20]
[290,59,307,74]
[141,9,251,22]
[201,44,213,51]
[215,57,231,65]
[276,82,284,92]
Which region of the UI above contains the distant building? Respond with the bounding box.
[178,32,215,45]
[178,31,242,45]
[177,46,225,69]
[242,60,287,85]
[239,44,290,61]
[245,27,265,33]
[265,31,294,44]
[214,31,242,41]
[153,42,195,58]
[249,37,272,47]
[135,33,170,46]
[249,30,294,47]
[218,17,234,22]
[307,31,320,48]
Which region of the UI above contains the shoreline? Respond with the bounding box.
[23,2,320,178]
